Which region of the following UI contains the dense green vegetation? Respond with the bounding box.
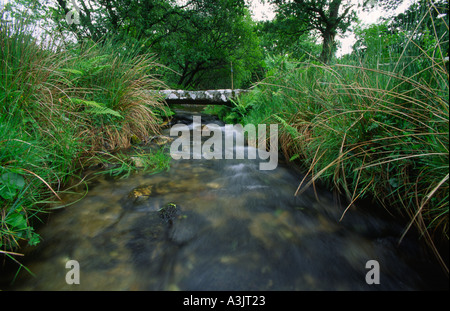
[0,14,171,269]
[207,0,449,272]
[3,0,264,90]
[1,0,448,275]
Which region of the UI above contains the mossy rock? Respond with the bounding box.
[128,185,153,202]
[158,202,179,223]
[130,134,142,145]
[150,135,174,146]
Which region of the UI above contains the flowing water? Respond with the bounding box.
[2,107,447,290]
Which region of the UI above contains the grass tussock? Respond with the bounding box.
[60,41,168,151]
[0,18,170,264]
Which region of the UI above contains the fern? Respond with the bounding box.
[88,64,112,75]
[59,68,84,75]
[71,98,122,118]
[273,114,299,137]
[85,55,108,66]
[60,55,111,77]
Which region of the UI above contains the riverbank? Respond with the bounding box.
[0,22,171,268]
[205,53,449,274]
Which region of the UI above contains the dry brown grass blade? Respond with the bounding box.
[399,173,449,243]
[0,249,24,256]
[294,146,324,197]
[19,168,62,201]
[358,153,447,170]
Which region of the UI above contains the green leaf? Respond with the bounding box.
[27,232,41,246]
[5,212,27,229]
[289,154,300,161]
[0,172,25,200]
[389,177,399,188]
[71,98,123,118]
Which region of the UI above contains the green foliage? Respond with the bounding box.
[0,16,167,261]
[207,96,256,124]
[59,37,169,151]
[256,19,321,60]
[0,172,26,201]
[154,1,263,89]
[234,0,449,271]
[70,98,123,118]
[0,168,40,249]
[269,0,358,63]
[8,0,265,90]
[94,148,172,179]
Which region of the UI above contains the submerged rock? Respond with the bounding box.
[128,184,153,199]
[150,135,174,146]
[130,134,142,145]
[158,202,180,224]
[125,180,207,206]
[130,156,145,168]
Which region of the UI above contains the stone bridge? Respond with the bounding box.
[158,89,247,105]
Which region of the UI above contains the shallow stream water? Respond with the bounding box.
[3,107,447,290]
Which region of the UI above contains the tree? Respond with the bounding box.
[269,0,357,63]
[353,0,449,62]
[255,17,321,60]
[47,0,182,44]
[156,0,262,89]
[5,0,263,89]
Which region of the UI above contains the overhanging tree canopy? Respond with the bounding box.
[9,0,262,89]
[269,0,357,63]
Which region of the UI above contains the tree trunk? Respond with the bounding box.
[320,28,336,63]
[319,0,341,63]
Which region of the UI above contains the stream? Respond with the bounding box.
[2,107,448,291]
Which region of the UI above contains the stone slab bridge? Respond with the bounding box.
[157,89,248,105]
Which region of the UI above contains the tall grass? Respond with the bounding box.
[60,39,168,151]
[0,17,169,266]
[233,3,449,272]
